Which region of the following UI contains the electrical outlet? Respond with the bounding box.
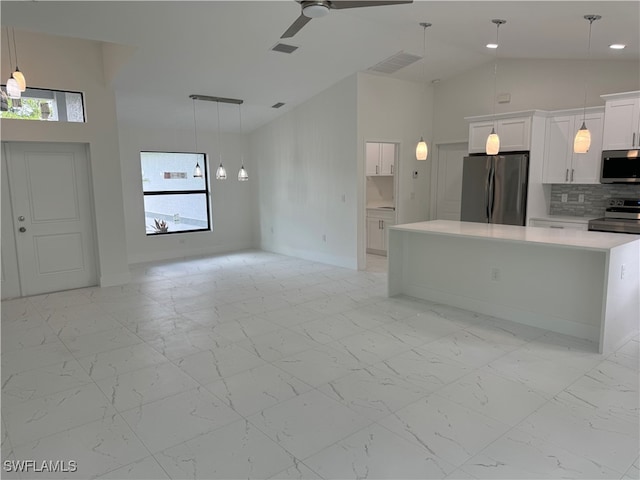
[178,238,186,245]
[412,171,418,179]
[578,194,585,203]
[410,192,416,200]
[621,264,626,280]
[490,267,500,282]
[561,194,568,203]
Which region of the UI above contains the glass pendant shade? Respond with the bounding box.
[238,165,248,181]
[12,68,25,91]
[416,137,428,160]
[193,162,203,178]
[6,78,20,99]
[486,128,500,155]
[573,122,591,153]
[215,163,227,180]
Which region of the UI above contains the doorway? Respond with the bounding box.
[1,142,98,298]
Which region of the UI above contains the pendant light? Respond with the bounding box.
[486,19,506,156]
[237,103,248,181]
[215,101,227,180]
[191,98,203,178]
[415,22,431,161]
[574,15,601,154]
[4,28,20,99]
[11,28,26,92]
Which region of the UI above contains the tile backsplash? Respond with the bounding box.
[550,184,640,217]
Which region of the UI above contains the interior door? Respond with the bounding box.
[4,142,98,296]
[1,151,21,299]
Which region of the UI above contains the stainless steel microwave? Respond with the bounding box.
[600,150,640,183]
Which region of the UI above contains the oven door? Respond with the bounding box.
[600,150,640,183]
[588,217,640,234]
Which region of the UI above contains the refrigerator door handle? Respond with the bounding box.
[484,164,492,221]
[487,163,495,222]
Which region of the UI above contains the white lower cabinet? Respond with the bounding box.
[366,210,395,255]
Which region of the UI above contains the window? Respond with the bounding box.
[1,87,85,122]
[141,151,211,235]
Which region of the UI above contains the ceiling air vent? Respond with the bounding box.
[272,102,286,109]
[271,43,299,54]
[367,51,422,74]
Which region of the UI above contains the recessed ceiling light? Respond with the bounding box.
[609,44,626,50]
[486,43,498,49]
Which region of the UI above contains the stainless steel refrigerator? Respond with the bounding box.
[460,153,529,225]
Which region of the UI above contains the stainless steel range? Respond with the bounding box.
[588,198,640,234]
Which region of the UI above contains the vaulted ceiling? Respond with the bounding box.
[3,1,638,132]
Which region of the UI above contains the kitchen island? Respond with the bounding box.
[388,220,640,354]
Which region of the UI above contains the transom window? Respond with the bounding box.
[1,87,85,122]
[141,151,211,235]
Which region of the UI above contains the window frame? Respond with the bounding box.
[140,150,212,236]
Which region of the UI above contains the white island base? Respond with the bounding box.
[388,220,640,354]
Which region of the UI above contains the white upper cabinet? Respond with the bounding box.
[601,92,640,150]
[542,109,604,184]
[366,142,396,176]
[468,116,531,153]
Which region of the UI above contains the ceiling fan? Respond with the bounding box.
[281,0,413,39]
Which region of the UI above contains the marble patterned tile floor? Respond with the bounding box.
[1,250,638,480]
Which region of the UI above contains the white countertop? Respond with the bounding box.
[390,220,640,251]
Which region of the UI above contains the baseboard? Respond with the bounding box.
[127,242,256,265]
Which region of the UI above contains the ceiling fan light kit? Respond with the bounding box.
[302,2,331,18]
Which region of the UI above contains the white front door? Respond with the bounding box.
[3,142,97,297]
[435,143,466,220]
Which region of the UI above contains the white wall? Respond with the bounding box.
[1,30,130,286]
[250,75,358,269]
[357,73,434,268]
[118,126,256,263]
[433,58,640,144]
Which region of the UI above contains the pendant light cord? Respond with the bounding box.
[238,103,244,164]
[192,98,199,153]
[216,101,222,163]
[581,17,594,123]
[5,28,14,71]
[492,22,500,121]
[11,28,19,70]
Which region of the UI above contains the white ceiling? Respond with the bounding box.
[2,1,639,132]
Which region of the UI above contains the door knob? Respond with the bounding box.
[18,216,25,221]
[18,227,26,233]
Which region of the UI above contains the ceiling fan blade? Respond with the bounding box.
[281,14,312,38]
[330,0,413,10]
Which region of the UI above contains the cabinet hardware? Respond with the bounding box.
[376,165,379,175]
[565,169,569,182]
[549,225,564,229]
[390,164,394,175]
[571,169,574,182]
[634,132,637,147]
